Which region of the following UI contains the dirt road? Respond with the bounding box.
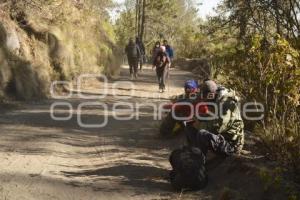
[0,66,284,200]
[0,66,190,200]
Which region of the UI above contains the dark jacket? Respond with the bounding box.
[155,51,171,69]
[152,46,161,64]
[125,42,141,59]
[165,45,174,59]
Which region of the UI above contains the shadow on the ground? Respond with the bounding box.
[61,164,172,193]
[0,105,184,159]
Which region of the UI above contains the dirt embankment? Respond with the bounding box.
[0,1,122,101]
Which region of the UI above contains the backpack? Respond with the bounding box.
[169,146,208,191]
[127,43,138,58]
[156,52,168,68]
[166,45,174,58]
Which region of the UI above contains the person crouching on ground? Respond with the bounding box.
[171,79,200,103]
[154,46,171,93]
[125,38,141,80]
[185,79,245,156]
[184,79,200,99]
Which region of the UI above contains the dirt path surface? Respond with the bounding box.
[0,66,283,200]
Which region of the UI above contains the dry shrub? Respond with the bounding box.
[0,0,121,100]
[0,12,50,100]
[12,61,48,100]
[259,114,300,182]
[220,35,300,180]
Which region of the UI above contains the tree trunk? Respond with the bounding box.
[272,0,282,35]
[139,0,146,41]
[135,0,139,37]
[137,0,141,39]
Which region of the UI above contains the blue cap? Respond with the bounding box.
[184,80,199,90]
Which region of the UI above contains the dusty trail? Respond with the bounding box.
[0,66,190,200]
[0,66,283,200]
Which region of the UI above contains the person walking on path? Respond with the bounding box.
[125,38,141,80]
[152,41,161,68]
[154,45,171,93]
[163,40,174,65]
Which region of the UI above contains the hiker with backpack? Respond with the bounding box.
[163,40,174,65]
[186,79,245,156]
[136,37,146,71]
[154,45,171,93]
[125,38,141,80]
[152,41,161,68]
[168,79,245,191]
[159,79,202,137]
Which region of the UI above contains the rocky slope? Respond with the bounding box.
[0,0,121,100]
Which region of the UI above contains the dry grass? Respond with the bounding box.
[0,0,121,100]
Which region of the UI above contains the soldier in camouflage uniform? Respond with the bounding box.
[186,80,244,156]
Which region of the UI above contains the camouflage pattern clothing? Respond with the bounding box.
[186,88,244,155]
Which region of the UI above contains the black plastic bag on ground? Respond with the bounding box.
[169,146,208,191]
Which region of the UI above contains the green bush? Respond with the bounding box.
[218,35,300,181]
